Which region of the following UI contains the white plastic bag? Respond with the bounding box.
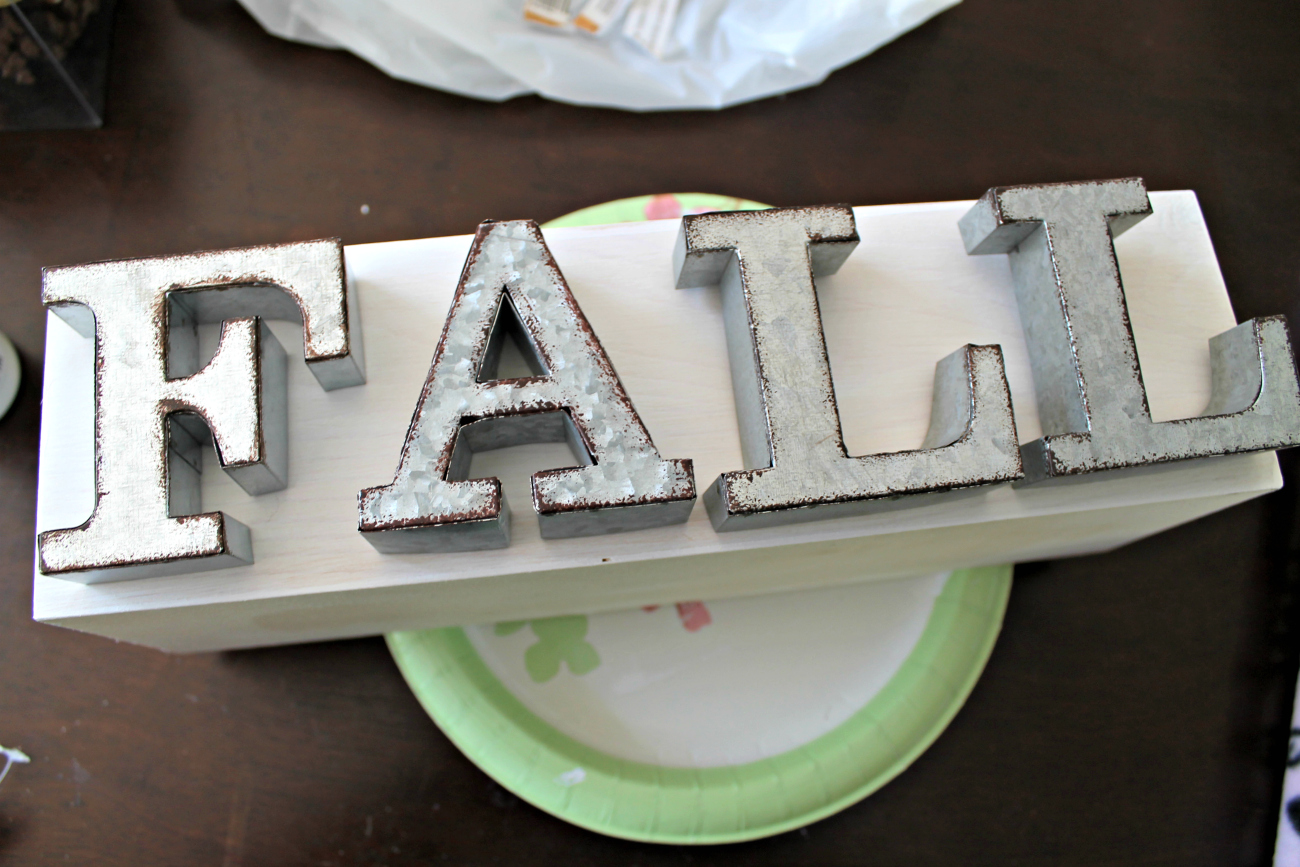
[237,0,960,110]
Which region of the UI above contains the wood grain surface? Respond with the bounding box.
[1,0,1298,863]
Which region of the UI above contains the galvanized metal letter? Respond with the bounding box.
[358,219,696,553]
[674,206,1022,531]
[960,178,1300,481]
[39,240,365,582]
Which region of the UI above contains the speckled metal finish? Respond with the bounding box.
[960,178,1300,482]
[38,239,366,583]
[675,206,1022,531]
[358,220,696,553]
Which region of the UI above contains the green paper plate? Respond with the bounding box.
[541,192,767,228]
[386,194,1013,844]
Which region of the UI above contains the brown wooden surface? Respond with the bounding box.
[2,1,1299,863]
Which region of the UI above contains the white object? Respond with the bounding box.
[574,0,632,35]
[0,330,20,421]
[1274,675,1300,866]
[621,0,681,59]
[522,0,573,28]
[33,192,1282,652]
[235,0,961,110]
[468,572,946,767]
[0,745,30,789]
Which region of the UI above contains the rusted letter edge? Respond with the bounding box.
[674,205,1022,532]
[358,219,695,554]
[39,239,365,583]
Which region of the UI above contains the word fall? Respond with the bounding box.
[36,179,1300,583]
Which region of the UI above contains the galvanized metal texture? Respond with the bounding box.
[39,239,366,583]
[358,219,696,553]
[960,177,1300,482]
[675,206,1023,531]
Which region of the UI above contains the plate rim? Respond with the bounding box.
[387,565,1011,845]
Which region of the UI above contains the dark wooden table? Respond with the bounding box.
[2,1,1298,863]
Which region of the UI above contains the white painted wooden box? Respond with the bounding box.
[33,192,1281,651]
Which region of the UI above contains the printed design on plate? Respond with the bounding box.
[495,616,601,683]
[495,601,713,683]
[642,601,713,632]
[643,194,745,221]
